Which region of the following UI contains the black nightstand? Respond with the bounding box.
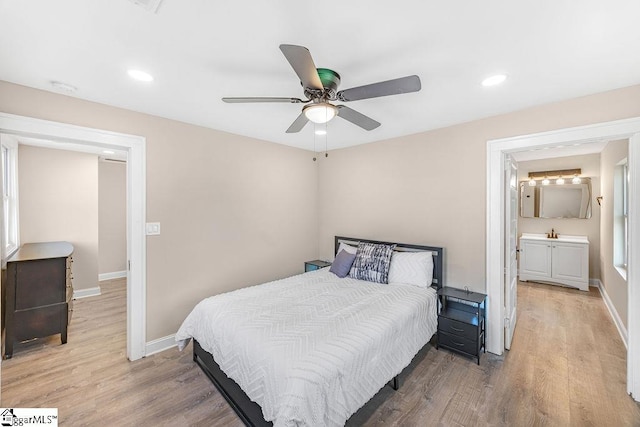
[304,260,331,272]
[437,286,487,365]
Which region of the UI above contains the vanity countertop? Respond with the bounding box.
[520,233,589,244]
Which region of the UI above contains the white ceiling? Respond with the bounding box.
[1,1,639,152]
[16,136,128,162]
[510,139,610,162]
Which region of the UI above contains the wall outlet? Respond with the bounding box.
[146,222,161,235]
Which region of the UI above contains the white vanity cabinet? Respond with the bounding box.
[519,233,589,291]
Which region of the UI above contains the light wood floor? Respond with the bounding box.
[2,279,639,426]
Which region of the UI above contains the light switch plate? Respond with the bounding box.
[146,222,161,235]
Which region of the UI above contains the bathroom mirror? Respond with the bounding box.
[520,178,592,219]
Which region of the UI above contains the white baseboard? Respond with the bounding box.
[145,334,177,356]
[592,278,628,349]
[99,270,127,281]
[73,286,101,299]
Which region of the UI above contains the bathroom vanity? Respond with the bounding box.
[519,233,589,291]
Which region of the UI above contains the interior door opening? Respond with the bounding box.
[0,113,146,361]
[487,116,640,401]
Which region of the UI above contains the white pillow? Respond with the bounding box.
[388,251,434,287]
[337,242,358,256]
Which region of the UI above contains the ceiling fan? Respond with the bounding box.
[222,44,422,133]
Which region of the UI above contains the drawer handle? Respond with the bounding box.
[449,326,464,332]
[452,341,465,347]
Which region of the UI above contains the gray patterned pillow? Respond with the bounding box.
[349,242,396,284]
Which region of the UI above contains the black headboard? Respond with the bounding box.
[334,236,444,289]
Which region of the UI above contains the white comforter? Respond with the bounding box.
[175,268,438,427]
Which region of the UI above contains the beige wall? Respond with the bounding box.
[600,139,629,327]
[99,160,127,275]
[0,81,318,341]
[3,80,640,341]
[517,154,601,280]
[318,84,640,291]
[18,145,99,291]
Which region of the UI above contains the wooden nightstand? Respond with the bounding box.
[437,286,486,365]
[304,260,331,272]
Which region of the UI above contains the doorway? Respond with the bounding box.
[486,116,640,400]
[0,112,147,360]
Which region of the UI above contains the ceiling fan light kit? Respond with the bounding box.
[303,103,338,124]
[222,44,422,133]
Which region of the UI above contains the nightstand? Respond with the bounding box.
[437,286,486,365]
[304,260,331,272]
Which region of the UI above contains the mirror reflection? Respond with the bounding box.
[520,178,592,219]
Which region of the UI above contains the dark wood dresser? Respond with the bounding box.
[2,241,74,359]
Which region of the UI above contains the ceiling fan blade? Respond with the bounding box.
[222,97,305,103]
[279,44,323,91]
[337,75,421,102]
[336,105,381,131]
[286,112,309,133]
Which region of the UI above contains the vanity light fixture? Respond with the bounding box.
[528,168,582,186]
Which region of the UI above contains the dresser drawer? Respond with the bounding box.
[438,331,478,356]
[15,258,66,309]
[438,316,477,341]
[14,304,67,341]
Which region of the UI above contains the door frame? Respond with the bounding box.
[486,116,640,400]
[0,112,147,361]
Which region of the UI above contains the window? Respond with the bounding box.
[1,136,19,259]
[613,158,628,276]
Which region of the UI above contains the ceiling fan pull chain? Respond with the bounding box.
[313,123,317,161]
[325,122,328,158]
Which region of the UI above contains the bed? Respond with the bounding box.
[176,236,444,426]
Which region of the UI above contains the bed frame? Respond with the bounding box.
[192,236,445,427]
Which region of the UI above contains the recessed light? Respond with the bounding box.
[103,150,115,155]
[315,129,327,135]
[127,69,154,82]
[481,74,506,87]
[51,81,78,93]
